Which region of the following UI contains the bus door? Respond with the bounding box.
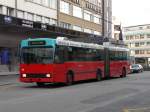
[54,46,67,82]
[104,48,110,78]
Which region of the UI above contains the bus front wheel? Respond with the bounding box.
[66,73,73,86]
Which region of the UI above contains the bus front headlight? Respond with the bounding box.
[46,74,51,78]
[22,74,27,78]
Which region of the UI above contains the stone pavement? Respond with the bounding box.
[0,71,19,76]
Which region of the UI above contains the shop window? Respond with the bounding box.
[0,48,11,65]
[0,5,2,14]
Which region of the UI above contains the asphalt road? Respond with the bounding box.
[0,72,150,112]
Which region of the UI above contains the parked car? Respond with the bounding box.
[130,64,144,73]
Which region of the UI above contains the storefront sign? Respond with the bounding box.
[4,16,12,24]
[22,20,33,28]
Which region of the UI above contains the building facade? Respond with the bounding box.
[124,24,150,68]
[112,17,121,40]
[59,0,102,35]
[0,0,112,72]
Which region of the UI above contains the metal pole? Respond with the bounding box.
[15,0,17,17]
[102,0,105,38]
[57,0,60,26]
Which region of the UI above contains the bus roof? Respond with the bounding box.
[56,37,104,49]
[105,46,129,52]
[20,37,129,51]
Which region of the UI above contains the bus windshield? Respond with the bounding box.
[21,47,54,64]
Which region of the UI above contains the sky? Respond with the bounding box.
[112,0,150,27]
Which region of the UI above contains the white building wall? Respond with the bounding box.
[17,0,57,19]
[0,0,57,19]
[0,0,15,8]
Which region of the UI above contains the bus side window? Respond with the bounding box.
[55,46,66,63]
[67,47,73,61]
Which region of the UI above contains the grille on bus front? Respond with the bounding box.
[26,74,47,78]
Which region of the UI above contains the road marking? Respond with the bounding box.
[123,109,130,112]
[123,107,150,112]
[0,83,17,90]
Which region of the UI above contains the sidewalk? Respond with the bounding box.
[0,71,19,76]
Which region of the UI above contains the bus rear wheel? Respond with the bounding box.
[96,70,102,81]
[66,73,73,86]
[36,82,45,87]
[121,68,126,78]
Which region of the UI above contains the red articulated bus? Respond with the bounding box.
[19,37,130,86]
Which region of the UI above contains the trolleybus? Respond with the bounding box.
[19,37,130,86]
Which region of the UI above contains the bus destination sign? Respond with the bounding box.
[29,41,46,46]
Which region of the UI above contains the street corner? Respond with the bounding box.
[123,107,150,112]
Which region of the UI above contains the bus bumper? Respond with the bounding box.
[20,78,54,83]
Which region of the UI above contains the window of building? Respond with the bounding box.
[26,0,33,2]
[135,43,139,47]
[147,42,150,46]
[34,0,42,4]
[27,13,34,21]
[84,12,91,21]
[73,6,82,18]
[7,7,14,16]
[49,0,57,9]
[130,35,134,40]
[73,25,82,31]
[147,26,150,29]
[127,44,130,48]
[59,22,71,29]
[140,50,145,54]
[135,35,140,39]
[94,16,99,24]
[140,34,144,39]
[139,27,143,30]
[43,17,49,24]
[147,50,150,54]
[84,28,92,33]
[94,31,100,35]
[135,50,139,54]
[36,15,42,22]
[140,42,145,46]
[71,0,80,4]
[60,0,69,14]
[126,36,129,40]
[42,0,49,7]
[17,10,24,19]
[49,18,57,25]
[147,34,150,38]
